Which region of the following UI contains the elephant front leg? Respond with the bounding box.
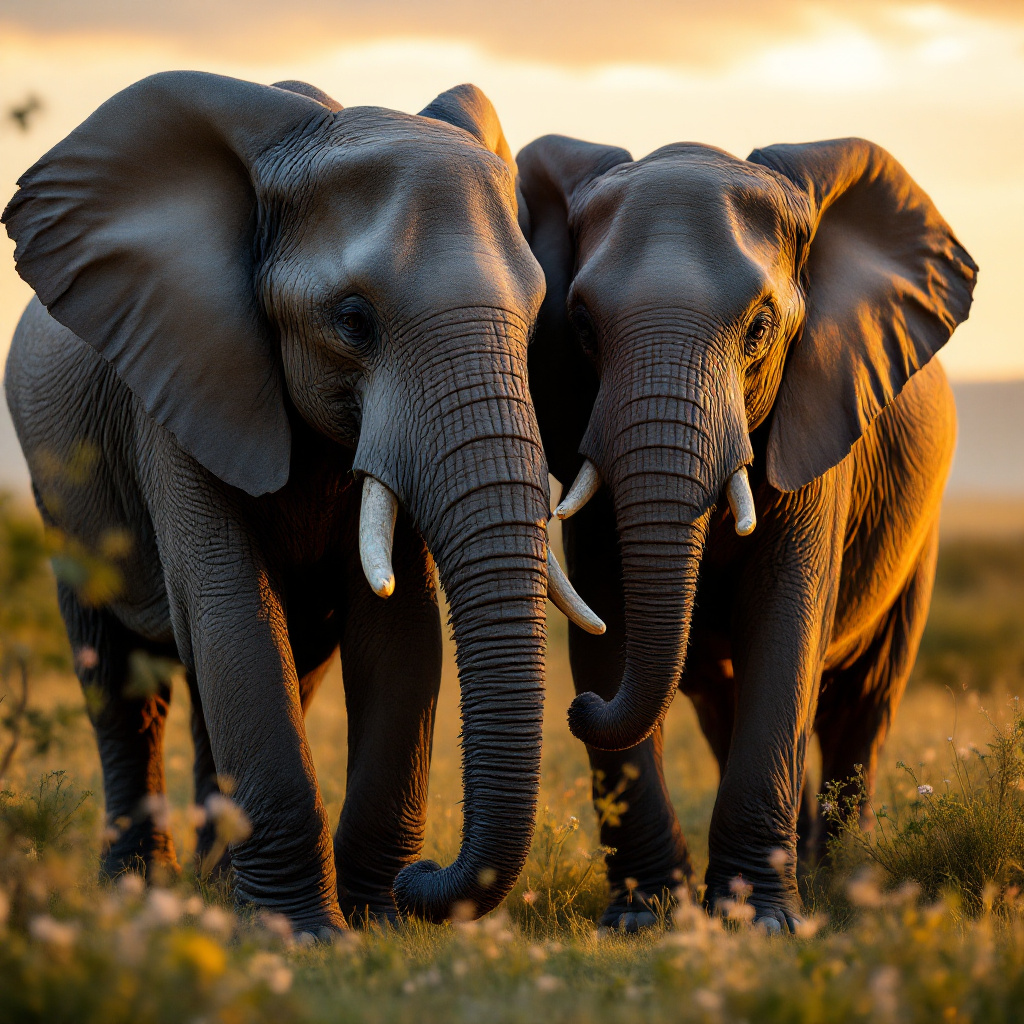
[186,575,344,934]
[335,513,442,924]
[705,484,847,933]
[564,494,692,931]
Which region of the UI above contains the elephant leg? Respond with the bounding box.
[706,483,848,933]
[564,492,692,932]
[57,583,177,880]
[186,669,233,876]
[335,512,442,925]
[815,523,940,858]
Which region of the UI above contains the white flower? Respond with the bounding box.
[249,952,293,994]
[29,915,78,948]
[917,784,934,796]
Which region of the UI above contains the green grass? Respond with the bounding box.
[2,499,1024,1023]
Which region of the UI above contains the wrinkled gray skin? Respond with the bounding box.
[3,72,551,932]
[518,134,977,932]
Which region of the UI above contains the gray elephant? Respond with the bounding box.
[518,133,976,931]
[3,72,602,932]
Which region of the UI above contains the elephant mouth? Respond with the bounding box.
[356,472,605,634]
[555,457,757,537]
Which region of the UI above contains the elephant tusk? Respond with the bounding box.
[546,543,606,635]
[726,466,757,537]
[554,459,601,520]
[359,475,399,598]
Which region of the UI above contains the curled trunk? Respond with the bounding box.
[568,340,751,751]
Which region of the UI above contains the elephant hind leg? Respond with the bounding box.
[58,583,178,881]
[814,524,940,859]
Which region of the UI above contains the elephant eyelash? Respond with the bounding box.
[331,297,377,352]
[744,308,777,353]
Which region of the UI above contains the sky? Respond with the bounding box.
[1,0,1022,379]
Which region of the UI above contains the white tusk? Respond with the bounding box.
[359,475,398,598]
[546,544,606,635]
[726,466,757,537]
[554,459,601,520]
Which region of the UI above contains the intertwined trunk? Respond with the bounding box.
[568,334,751,751]
[356,310,549,921]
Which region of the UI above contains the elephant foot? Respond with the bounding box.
[599,882,681,933]
[707,876,804,936]
[101,818,180,885]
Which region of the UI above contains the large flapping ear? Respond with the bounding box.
[3,71,333,496]
[419,84,516,173]
[748,138,978,492]
[272,79,344,112]
[515,135,632,481]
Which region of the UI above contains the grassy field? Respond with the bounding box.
[2,497,1024,1023]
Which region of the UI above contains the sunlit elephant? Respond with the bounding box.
[518,133,977,931]
[3,72,602,933]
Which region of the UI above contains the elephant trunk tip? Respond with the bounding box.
[392,857,514,924]
[567,690,658,751]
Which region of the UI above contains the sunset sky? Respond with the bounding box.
[1,0,1022,379]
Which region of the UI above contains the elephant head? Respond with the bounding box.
[518,134,977,751]
[4,72,602,921]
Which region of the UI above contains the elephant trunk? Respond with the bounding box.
[355,313,549,921]
[568,341,752,751]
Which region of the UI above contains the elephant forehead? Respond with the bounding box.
[263,131,543,317]
[572,151,798,319]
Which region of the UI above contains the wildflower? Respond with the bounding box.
[694,989,723,1011]
[847,870,884,908]
[522,889,538,906]
[249,951,293,994]
[528,944,547,963]
[450,900,476,924]
[29,914,78,948]
[728,875,753,899]
[917,784,934,796]
[117,873,145,899]
[143,887,183,926]
[200,905,234,937]
[204,793,251,844]
[768,847,791,873]
[171,932,227,980]
[535,974,562,992]
[870,964,901,1021]
[140,794,171,832]
[75,646,99,670]
[258,910,294,944]
[187,804,207,829]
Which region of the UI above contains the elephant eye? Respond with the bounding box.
[745,309,776,349]
[333,299,375,349]
[570,307,598,358]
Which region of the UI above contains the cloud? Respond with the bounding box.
[4,0,1022,65]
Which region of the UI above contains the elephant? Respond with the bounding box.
[2,71,605,933]
[517,133,977,932]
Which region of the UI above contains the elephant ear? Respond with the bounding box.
[748,138,978,492]
[419,84,516,174]
[272,79,344,112]
[2,71,332,496]
[515,135,632,481]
